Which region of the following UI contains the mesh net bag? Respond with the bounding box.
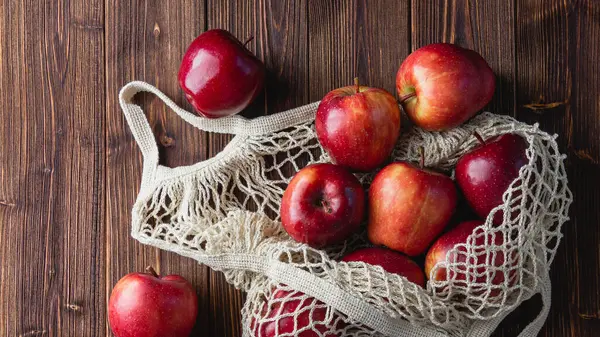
[119,81,572,337]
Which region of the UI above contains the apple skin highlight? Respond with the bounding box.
[316,82,401,172]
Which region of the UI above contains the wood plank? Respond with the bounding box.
[515,0,600,336]
[205,0,309,336]
[0,1,597,337]
[308,0,410,100]
[104,1,210,336]
[0,0,106,336]
[412,0,517,116]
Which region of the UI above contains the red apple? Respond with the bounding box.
[108,267,198,337]
[396,43,495,130]
[342,247,425,287]
[253,289,339,337]
[455,133,528,224]
[425,220,517,294]
[367,154,457,256]
[280,163,365,248]
[316,78,401,172]
[178,29,265,118]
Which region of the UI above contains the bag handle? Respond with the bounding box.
[516,273,552,337]
[118,80,319,162]
[467,273,552,337]
[119,81,319,188]
[118,81,247,167]
[197,252,553,337]
[198,253,449,337]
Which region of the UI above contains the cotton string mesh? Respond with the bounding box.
[120,82,572,337]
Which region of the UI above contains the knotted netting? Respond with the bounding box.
[120,81,571,337]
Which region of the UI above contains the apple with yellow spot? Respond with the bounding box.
[316,78,401,172]
[367,149,457,256]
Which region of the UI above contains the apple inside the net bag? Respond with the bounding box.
[119,81,571,337]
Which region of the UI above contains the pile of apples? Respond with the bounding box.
[108,30,529,337]
[274,44,527,335]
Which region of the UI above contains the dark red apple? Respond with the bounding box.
[396,43,495,130]
[425,220,517,295]
[280,163,365,248]
[108,267,198,337]
[455,133,528,224]
[342,247,425,287]
[178,29,265,118]
[253,289,339,337]
[316,78,401,172]
[367,153,457,256]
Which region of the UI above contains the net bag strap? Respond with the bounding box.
[467,273,552,337]
[516,273,552,337]
[118,80,320,154]
[118,81,318,186]
[118,81,247,166]
[199,253,448,337]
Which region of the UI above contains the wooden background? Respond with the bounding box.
[0,0,598,336]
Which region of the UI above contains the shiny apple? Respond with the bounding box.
[316,78,401,172]
[108,267,198,337]
[455,133,528,224]
[280,163,365,248]
[396,43,495,130]
[367,154,457,256]
[178,29,265,118]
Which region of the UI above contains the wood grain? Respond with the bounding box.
[515,0,600,336]
[307,0,410,100]
[1,1,599,336]
[412,0,517,115]
[104,1,210,336]
[0,0,106,336]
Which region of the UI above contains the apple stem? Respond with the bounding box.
[354,77,360,94]
[146,266,159,278]
[473,131,486,145]
[399,91,417,104]
[321,200,333,214]
[419,146,425,169]
[243,35,254,47]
